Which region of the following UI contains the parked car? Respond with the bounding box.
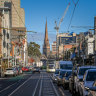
[57,69,68,86]
[79,69,96,96]
[22,67,29,72]
[52,69,60,83]
[88,80,96,96]
[62,70,72,89]
[32,67,40,73]
[74,66,96,95]
[4,67,18,77]
[69,65,77,93]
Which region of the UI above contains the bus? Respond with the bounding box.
[47,59,55,72]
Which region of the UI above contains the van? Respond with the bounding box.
[59,61,73,70]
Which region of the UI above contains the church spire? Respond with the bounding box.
[43,19,50,58]
[45,19,48,41]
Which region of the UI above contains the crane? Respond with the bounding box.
[71,26,94,29]
[54,3,70,34]
[54,3,70,60]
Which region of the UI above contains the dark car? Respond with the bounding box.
[33,67,40,73]
[52,69,60,83]
[57,69,67,86]
[63,70,72,89]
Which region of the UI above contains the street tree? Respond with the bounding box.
[28,42,41,57]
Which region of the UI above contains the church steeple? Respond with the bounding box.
[43,20,50,58]
[45,20,48,41]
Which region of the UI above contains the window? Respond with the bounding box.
[7,33,9,39]
[86,71,96,81]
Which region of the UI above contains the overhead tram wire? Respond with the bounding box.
[67,0,80,33]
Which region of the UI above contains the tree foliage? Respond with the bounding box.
[28,42,41,57]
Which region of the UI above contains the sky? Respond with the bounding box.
[21,0,96,53]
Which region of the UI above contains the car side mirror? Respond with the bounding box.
[85,87,90,91]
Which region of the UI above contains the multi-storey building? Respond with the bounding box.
[56,32,76,59]
[83,33,94,58]
[57,32,76,45]
[0,7,11,58]
[52,41,56,56]
[0,0,27,69]
[0,0,25,27]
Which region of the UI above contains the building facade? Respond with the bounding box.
[0,0,25,27]
[0,0,27,69]
[52,41,56,56]
[57,32,76,46]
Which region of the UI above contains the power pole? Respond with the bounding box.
[94,16,96,65]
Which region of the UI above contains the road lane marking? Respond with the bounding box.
[50,76,60,96]
[58,87,65,96]
[32,74,41,96]
[39,74,43,96]
[8,75,33,96]
[0,76,25,94]
[0,82,17,93]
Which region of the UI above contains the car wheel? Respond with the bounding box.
[63,84,66,90]
[13,74,15,77]
[57,81,60,86]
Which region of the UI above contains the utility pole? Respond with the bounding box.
[94,16,96,65]
[63,44,64,60]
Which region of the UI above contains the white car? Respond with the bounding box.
[80,69,96,96]
[74,66,96,95]
[4,68,18,76]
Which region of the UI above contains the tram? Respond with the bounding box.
[46,59,55,72]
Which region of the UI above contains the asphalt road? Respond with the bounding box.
[0,71,72,96]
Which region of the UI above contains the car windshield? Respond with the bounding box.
[48,65,54,69]
[79,68,94,76]
[34,67,39,69]
[86,71,96,81]
[55,70,59,74]
[60,64,73,70]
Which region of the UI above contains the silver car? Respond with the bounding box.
[4,68,18,77]
[80,69,96,96]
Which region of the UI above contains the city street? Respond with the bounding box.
[0,71,72,96]
[0,0,96,96]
